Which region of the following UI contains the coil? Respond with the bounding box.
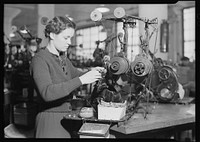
[155,65,179,102]
[158,66,171,80]
[110,56,130,75]
[130,54,153,77]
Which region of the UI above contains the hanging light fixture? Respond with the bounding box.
[95,4,110,13]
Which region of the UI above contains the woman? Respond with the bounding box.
[30,16,105,138]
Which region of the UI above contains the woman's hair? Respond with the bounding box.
[44,16,76,38]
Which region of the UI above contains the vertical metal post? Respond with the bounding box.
[122,22,128,57]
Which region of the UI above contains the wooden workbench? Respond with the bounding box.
[62,99,195,139]
[110,103,195,139]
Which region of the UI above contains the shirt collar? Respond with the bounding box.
[45,46,67,62]
[46,44,59,57]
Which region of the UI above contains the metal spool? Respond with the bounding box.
[156,65,179,102]
[130,54,153,77]
[158,66,172,80]
[90,10,102,22]
[110,56,130,75]
[114,7,126,18]
[156,81,178,102]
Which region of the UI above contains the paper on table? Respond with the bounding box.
[186,104,195,115]
[79,123,110,135]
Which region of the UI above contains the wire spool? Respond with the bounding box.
[90,10,102,21]
[156,82,179,102]
[114,7,126,18]
[130,54,153,77]
[158,66,171,80]
[110,56,130,75]
[155,65,179,102]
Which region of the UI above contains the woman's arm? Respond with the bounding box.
[66,58,87,78]
[31,56,82,102]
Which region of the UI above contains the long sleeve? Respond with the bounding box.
[31,55,82,102]
[65,58,86,78]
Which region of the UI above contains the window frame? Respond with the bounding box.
[116,20,140,61]
[182,6,195,62]
[75,24,107,60]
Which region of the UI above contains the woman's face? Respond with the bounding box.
[51,27,75,52]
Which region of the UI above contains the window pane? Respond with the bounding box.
[99,32,107,41]
[117,20,140,61]
[76,25,107,61]
[183,7,195,61]
[91,27,98,35]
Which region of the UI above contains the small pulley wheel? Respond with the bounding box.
[158,67,171,80]
[133,62,145,76]
[110,56,129,75]
[90,10,102,21]
[114,7,126,18]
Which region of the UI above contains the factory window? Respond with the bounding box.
[117,21,140,61]
[76,25,107,60]
[183,7,195,62]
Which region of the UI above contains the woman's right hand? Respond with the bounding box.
[79,69,102,85]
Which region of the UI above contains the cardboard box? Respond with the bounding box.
[98,100,127,121]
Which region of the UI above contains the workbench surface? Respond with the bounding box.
[110,103,195,134]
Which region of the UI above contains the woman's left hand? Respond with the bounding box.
[91,66,107,74]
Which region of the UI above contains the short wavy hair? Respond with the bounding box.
[44,16,76,38]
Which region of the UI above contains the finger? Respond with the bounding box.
[95,67,104,72]
[93,71,101,74]
[95,74,102,79]
[88,70,98,75]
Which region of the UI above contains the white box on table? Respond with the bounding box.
[98,100,127,121]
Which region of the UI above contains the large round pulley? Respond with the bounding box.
[160,88,173,99]
[110,56,130,75]
[90,10,102,21]
[156,83,177,102]
[132,62,146,76]
[156,76,179,102]
[131,54,152,77]
[114,7,126,18]
[158,67,171,80]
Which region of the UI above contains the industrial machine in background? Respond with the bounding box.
[4,25,41,128]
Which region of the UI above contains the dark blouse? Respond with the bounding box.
[30,47,85,112]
